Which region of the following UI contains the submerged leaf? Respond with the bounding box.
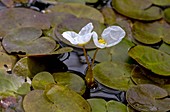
[126,84,170,112]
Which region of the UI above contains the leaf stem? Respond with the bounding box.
[82,46,91,70]
[91,48,99,68]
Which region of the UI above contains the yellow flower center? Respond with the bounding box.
[98,38,106,44]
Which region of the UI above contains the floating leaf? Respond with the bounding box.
[159,43,170,55]
[45,84,91,112]
[93,62,135,91]
[0,8,50,37]
[87,98,107,112]
[88,38,134,63]
[23,90,58,112]
[100,7,116,25]
[128,45,170,76]
[55,15,105,49]
[12,57,32,78]
[2,27,56,54]
[164,8,170,23]
[126,84,170,112]
[47,3,104,23]
[53,72,86,95]
[131,65,169,85]
[112,0,163,21]
[32,72,55,90]
[132,21,170,44]
[152,0,170,6]
[17,82,31,95]
[0,52,17,71]
[0,70,25,96]
[106,100,127,112]
[1,0,14,7]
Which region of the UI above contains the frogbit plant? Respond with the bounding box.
[62,23,126,88]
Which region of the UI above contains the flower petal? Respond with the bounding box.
[62,31,79,45]
[102,26,125,47]
[79,22,94,36]
[92,32,106,48]
[77,33,92,45]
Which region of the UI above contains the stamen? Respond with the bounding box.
[98,38,106,44]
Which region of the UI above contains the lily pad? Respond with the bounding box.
[128,45,170,76]
[0,52,17,72]
[93,61,135,91]
[0,70,25,96]
[106,100,127,112]
[55,15,105,49]
[132,21,170,44]
[12,57,32,78]
[112,0,163,21]
[46,3,104,23]
[23,90,59,112]
[100,7,116,25]
[45,84,91,112]
[32,72,55,90]
[152,0,170,6]
[131,65,169,85]
[2,27,56,54]
[88,38,135,63]
[53,72,86,95]
[87,98,107,112]
[159,43,170,55]
[0,8,50,37]
[126,84,170,112]
[164,8,170,23]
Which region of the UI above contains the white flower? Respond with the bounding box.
[92,26,126,48]
[62,22,94,46]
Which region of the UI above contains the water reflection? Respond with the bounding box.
[62,52,126,103]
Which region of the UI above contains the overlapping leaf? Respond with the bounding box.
[128,45,170,76]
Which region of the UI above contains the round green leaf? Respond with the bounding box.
[87,98,107,112]
[93,62,135,91]
[12,57,32,78]
[106,100,127,112]
[152,0,170,6]
[112,0,163,21]
[126,84,170,112]
[47,3,104,23]
[32,72,55,90]
[53,72,86,95]
[159,43,170,55]
[17,82,31,95]
[2,27,56,54]
[100,7,116,25]
[23,90,58,112]
[55,16,105,49]
[0,8,50,37]
[132,21,170,44]
[0,52,17,71]
[45,84,91,112]
[128,45,170,76]
[88,38,135,63]
[164,8,170,23]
